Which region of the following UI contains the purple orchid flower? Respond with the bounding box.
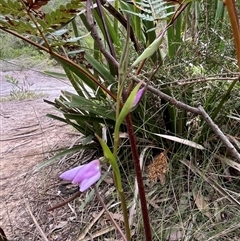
[60,159,101,192]
[132,87,145,109]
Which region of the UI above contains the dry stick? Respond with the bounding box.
[25,201,49,241]
[176,72,240,83]
[131,76,202,115]
[197,105,240,162]
[176,76,239,86]
[79,227,115,241]
[47,191,81,211]
[76,200,115,241]
[19,0,51,51]
[93,185,127,241]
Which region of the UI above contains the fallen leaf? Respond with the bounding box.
[193,192,212,218]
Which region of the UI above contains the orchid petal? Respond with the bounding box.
[133,88,145,108]
[59,159,101,192]
[59,165,85,181]
[72,160,100,184]
[79,172,101,192]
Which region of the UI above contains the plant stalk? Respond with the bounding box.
[125,113,152,241]
[118,190,131,241]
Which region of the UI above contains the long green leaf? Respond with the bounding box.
[85,52,116,83]
[34,145,88,171]
[132,30,166,67]
[56,56,97,91]
[64,113,116,125]
[62,91,116,120]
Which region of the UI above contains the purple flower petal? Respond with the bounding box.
[72,160,100,184]
[79,171,101,192]
[59,165,85,181]
[133,88,145,108]
[59,159,101,192]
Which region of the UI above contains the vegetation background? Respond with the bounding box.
[0,0,240,240]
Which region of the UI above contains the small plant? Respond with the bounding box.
[5,75,39,101]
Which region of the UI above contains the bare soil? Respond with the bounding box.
[0,67,85,240]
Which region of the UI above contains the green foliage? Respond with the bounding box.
[0,31,37,58]
[0,0,83,34]
[122,0,175,22]
[1,0,240,239]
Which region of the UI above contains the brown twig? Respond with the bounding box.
[93,185,127,241]
[47,191,81,211]
[175,76,240,86]
[25,201,49,241]
[19,0,51,51]
[132,76,202,115]
[197,105,240,162]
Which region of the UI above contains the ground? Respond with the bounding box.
[0,64,87,241]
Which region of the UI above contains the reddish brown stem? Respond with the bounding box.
[47,191,81,211]
[125,113,152,241]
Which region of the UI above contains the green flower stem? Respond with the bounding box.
[118,189,131,241]
[125,113,152,241]
[110,87,131,241]
[96,133,130,240]
[113,101,131,241]
[113,92,121,158]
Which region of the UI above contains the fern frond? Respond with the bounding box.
[0,0,83,35]
[127,0,178,22]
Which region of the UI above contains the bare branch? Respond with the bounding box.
[197,105,240,162]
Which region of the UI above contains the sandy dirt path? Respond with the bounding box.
[0,68,80,240]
